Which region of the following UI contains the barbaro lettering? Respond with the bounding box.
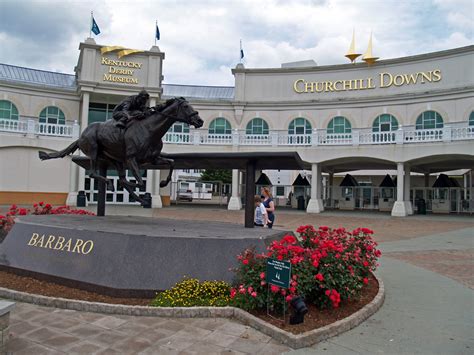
[27,233,94,255]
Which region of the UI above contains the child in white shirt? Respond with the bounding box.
[254,195,268,227]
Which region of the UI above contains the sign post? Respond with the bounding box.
[265,258,291,321]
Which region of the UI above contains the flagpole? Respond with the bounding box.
[155,20,157,46]
[90,11,93,38]
[240,39,242,63]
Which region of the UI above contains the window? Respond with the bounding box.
[372,114,399,132]
[246,118,269,135]
[0,100,19,120]
[288,117,312,134]
[469,111,474,126]
[415,111,443,130]
[88,103,116,124]
[169,122,190,133]
[209,117,231,134]
[327,116,351,134]
[39,106,65,125]
[276,186,285,196]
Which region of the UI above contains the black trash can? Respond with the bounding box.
[297,196,305,210]
[417,199,426,215]
[142,193,152,208]
[76,190,86,207]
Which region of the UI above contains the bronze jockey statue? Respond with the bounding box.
[112,90,151,129]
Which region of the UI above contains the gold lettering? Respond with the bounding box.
[393,74,405,86]
[358,79,367,90]
[72,239,84,253]
[324,81,334,92]
[35,235,45,248]
[333,80,343,91]
[81,241,94,255]
[54,236,65,250]
[403,73,420,84]
[380,72,393,88]
[420,72,432,83]
[293,79,304,93]
[44,235,55,249]
[367,77,375,89]
[315,82,324,92]
[304,81,315,93]
[343,80,353,90]
[432,69,441,82]
[62,238,72,252]
[28,233,39,246]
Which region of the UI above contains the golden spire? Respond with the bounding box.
[362,32,379,65]
[345,29,361,63]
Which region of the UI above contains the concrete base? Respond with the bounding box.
[227,196,242,210]
[391,201,409,217]
[66,192,78,207]
[306,198,324,213]
[151,194,162,208]
[406,201,414,215]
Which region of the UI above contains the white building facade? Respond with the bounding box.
[0,40,473,216]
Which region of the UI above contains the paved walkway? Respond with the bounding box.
[3,209,474,354]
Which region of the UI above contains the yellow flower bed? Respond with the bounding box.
[150,278,231,307]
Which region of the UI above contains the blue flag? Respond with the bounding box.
[91,17,100,35]
[156,24,160,41]
[240,48,244,60]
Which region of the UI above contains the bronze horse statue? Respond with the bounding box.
[39,97,203,205]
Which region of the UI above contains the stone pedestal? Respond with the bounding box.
[391,201,409,217]
[306,198,324,213]
[228,196,242,210]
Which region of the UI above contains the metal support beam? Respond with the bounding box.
[245,160,256,228]
[97,163,107,217]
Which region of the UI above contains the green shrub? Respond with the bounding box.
[150,278,231,307]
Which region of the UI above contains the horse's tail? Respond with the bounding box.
[38,140,79,160]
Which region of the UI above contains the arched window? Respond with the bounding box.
[288,117,312,134]
[39,106,65,124]
[469,111,474,126]
[209,117,231,134]
[327,116,351,134]
[0,100,19,120]
[415,111,443,130]
[246,118,269,135]
[372,114,399,132]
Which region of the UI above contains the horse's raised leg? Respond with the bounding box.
[88,148,114,192]
[112,161,145,204]
[154,157,174,187]
[126,157,145,188]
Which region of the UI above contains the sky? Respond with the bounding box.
[0,0,472,86]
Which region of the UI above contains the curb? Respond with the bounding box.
[0,273,384,349]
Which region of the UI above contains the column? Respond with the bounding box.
[228,169,242,210]
[245,160,256,228]
[66,162,79,206]
[404,165,413,215]
[159,170,172,206]
[146,169,162,208]
[391,162,408,216]
[307,163,324,213]
[328,172,334,208]
[69,92,89,204]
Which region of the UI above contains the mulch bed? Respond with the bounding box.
[0,270,378,334]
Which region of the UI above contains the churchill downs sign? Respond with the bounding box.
[293,69,441,94]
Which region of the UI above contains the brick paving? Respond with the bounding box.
[7,302,291,354]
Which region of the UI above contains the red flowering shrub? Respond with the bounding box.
[230,225,381,311]
[0,203,95,240]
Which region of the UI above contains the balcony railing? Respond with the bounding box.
[1,117,472,146]
[0,117,79,138]
[162,125,474,147]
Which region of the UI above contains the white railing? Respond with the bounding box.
[2,117,473,147]
[0,118,28,133]
[0,118,78,138]
[163,132,193,144]
[404,128,444,142]
[317,132,352,145]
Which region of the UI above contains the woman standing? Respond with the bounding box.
[261,187,275,228]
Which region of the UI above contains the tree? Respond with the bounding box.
[200,169,232,183]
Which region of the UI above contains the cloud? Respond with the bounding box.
[0,0,472,86]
